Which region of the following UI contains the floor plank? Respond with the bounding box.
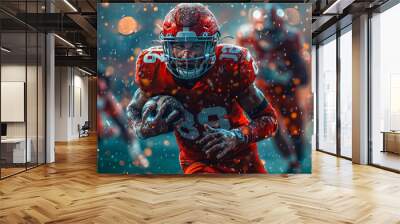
[0,135,399,224]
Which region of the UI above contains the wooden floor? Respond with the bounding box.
[1,136,400,224]
[1,163,44,178]
[1,167,26,178]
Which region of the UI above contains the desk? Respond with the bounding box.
[1,138,31,163]
[382,131,400,154]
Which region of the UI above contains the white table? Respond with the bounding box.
[1,138,31,163]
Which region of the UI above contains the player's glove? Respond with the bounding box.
[197,124,247,160]
[136,95,185,139]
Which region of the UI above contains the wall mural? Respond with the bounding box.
[97,3,312,174]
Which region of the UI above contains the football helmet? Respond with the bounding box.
[249,6,285,33]
[160,3,220,82]
[249,6,286,51]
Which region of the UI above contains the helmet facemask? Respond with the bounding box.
[160,30,220,81]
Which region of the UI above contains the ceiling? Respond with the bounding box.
[310,0,390,43]
[0,0,96,72]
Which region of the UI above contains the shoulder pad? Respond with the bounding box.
[135,46,166,94]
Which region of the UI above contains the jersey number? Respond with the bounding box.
[143,51,165,63]
[177,106,231,140]
[219,45,241,62]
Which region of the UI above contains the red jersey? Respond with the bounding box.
[135,44,266,174]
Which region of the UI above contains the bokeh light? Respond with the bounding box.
[252,9,262,20]
[118,16,139,36]
[285,8,301,26]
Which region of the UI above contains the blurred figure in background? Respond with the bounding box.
[236,6,311,173]
[98,75,149,168]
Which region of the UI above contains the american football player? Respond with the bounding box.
[236,7,310,172]
[127,3,278,174]
[98,76,148,168]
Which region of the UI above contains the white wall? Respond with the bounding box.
[1,65,42,137]
[72,73,89,138]
[54,67,89,141]
[1,63,46,164]
[55,66,69,141]
[1,65,26,139]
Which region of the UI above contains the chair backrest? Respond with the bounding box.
[82,121,90,129]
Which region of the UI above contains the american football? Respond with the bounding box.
[141,95,183,124]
